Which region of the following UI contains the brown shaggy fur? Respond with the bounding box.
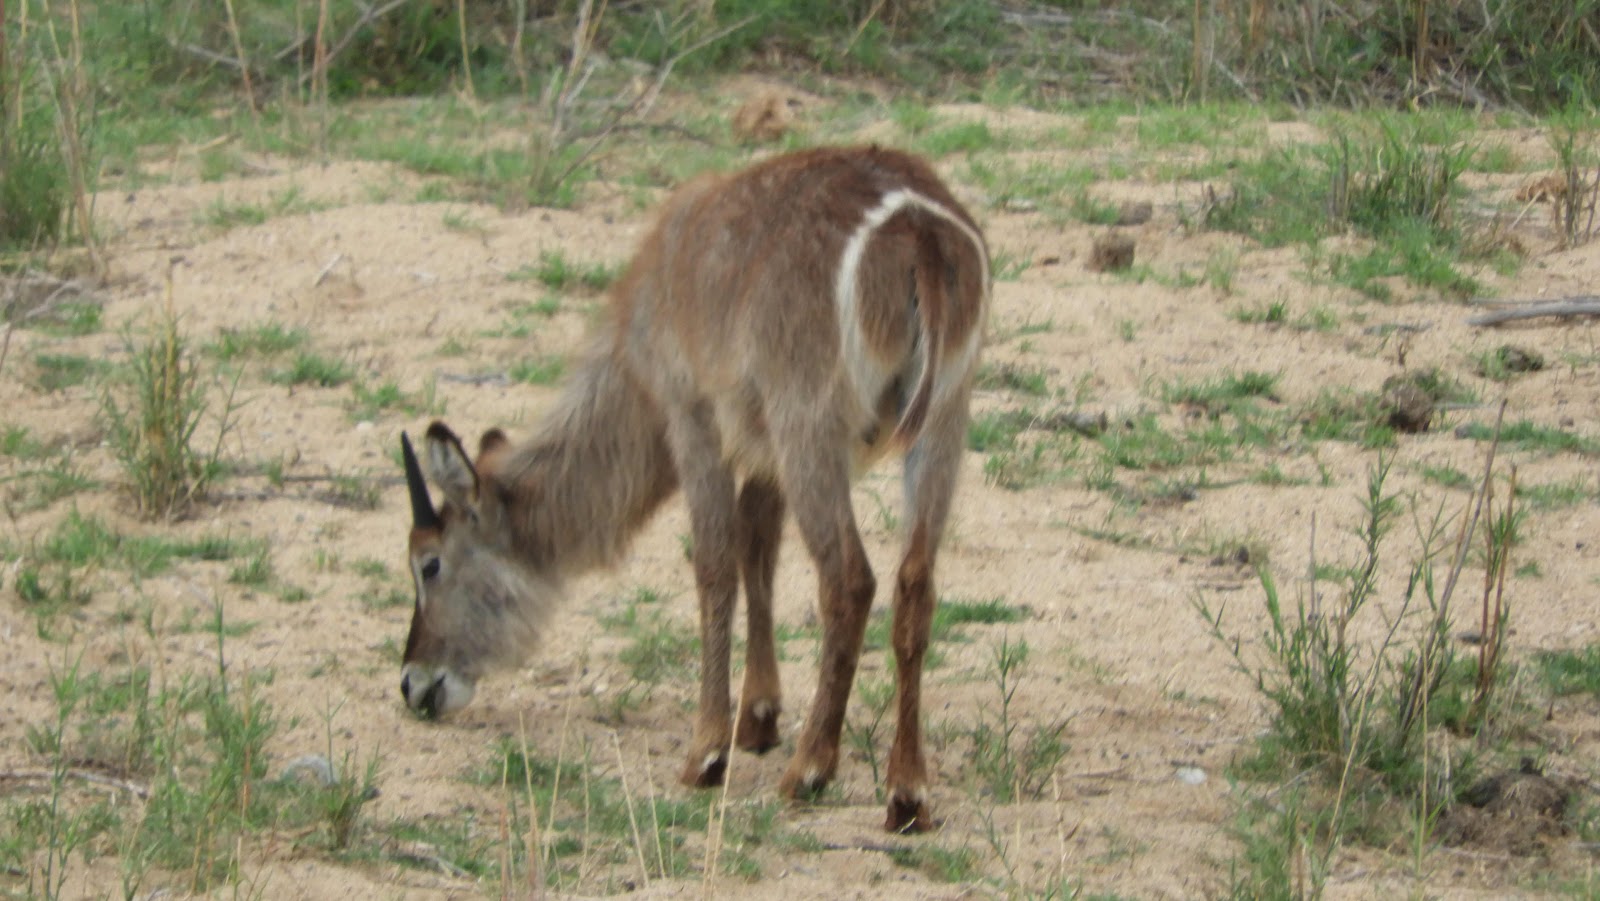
[402,146,989,832]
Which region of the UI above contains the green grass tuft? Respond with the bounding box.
[101,305,236,519]
[206,322,308,361]
[509,356,566,386]
[269,352,354,388]
[509,250,617,294]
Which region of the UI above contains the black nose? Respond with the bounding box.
[400,673,411,702]
[418,678,442,719]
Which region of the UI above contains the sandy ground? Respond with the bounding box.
[4,93,1600,899]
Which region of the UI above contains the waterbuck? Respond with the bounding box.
[399,145,989,832]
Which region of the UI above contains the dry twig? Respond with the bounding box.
[0,768,151,799]
[294,0,411,84]
[0,271,101,373]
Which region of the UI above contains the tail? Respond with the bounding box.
[893,225,977,445]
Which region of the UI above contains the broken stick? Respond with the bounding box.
[1466,296,1600,326]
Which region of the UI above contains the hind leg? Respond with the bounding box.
[884,401,967,832]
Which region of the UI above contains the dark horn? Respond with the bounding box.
[401,432,442,530]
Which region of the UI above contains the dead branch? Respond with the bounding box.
[295,0,412,84]
[598,121,719,144]
[386,843,473,878]
[0,768,151,799]
[174,40,247,71]
[313,252,345,286]
[1466,296,1600,326]
[539,9,752,194]
[0,271,102,374]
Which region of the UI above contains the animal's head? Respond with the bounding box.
[399,422,552,718]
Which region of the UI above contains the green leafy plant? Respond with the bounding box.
[480,733,717,888]
[914,120,999,156]
[9,511,252,618]
[305,708,381,851]
[7,602,378,896]
[1162,370,1280,417]
[510,355,566,386]
[967,636,1069,803]
[205,321,308,361]
[511,249,617,293]
[268,350,354,387]
[1232,300,1289,326]
[1548,112,1599,249]
[967,409,1035,452]
[1205,122,1481,298]
[101,299,237,519]
[844,676,894,795]
[1,1,96,260]
[1456,418,1600,456]
[30,353,108,392]
[975,362,1051,396]
[348,378,440,422]
[1201,425,1520,888]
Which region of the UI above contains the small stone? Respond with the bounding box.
[1175,766,1207,785]
[281,753,337,786]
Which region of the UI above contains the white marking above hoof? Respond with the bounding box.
[892,786,929,806]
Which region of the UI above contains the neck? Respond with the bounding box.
[494,337,678,578]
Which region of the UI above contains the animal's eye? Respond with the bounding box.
[420,558,441,580]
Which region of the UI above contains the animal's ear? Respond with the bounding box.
[478,428,509,458]
[424,421,479,510]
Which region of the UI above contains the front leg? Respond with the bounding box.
[777,531,875,799]
[735,478,785,753]
[665,412,740,788]
[771,442,877,800]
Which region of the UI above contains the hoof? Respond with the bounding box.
[680,750,727,788]
[735,702,781,754]
[885,792,938,834]
[779,766,831,802]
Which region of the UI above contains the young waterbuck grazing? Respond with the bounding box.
[400,146,989,832]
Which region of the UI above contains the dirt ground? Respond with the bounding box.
[5,93,1600,899]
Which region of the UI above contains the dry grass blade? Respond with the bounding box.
[612,732,651,890]
[34,0,101,273]
[220,0,259,123]
[517,714,544,896]
[455,0,476,102]
[702,674,745,891]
